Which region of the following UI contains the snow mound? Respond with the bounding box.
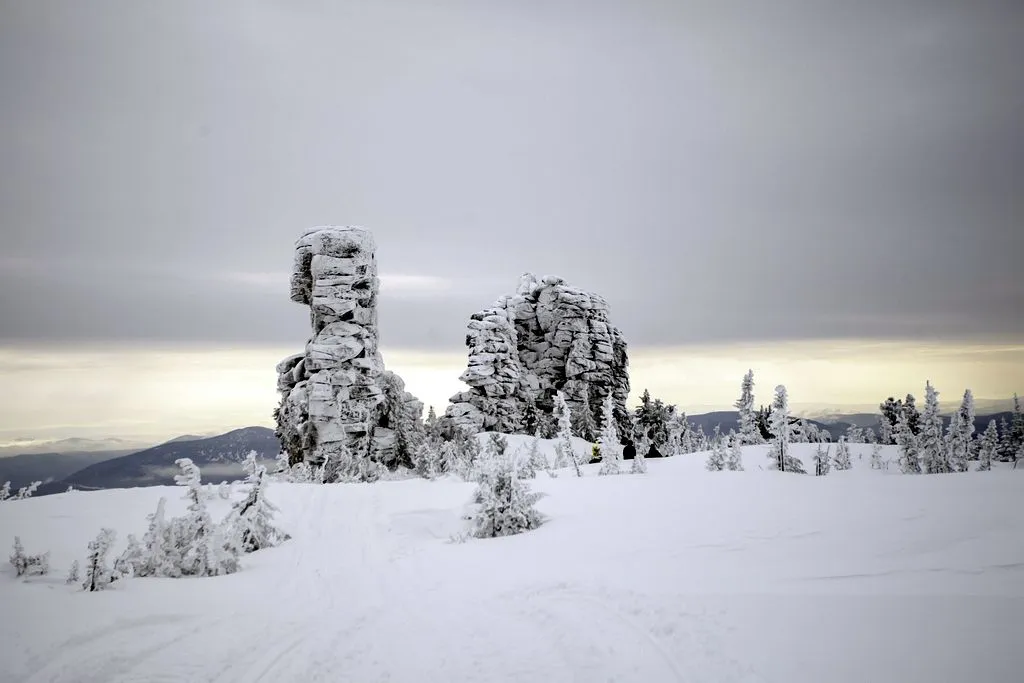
[2,444,1023,683]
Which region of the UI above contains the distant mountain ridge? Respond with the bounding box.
[37,427,281,496]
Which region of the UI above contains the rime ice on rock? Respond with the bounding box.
[275,227,423,469]
[445,273,630,437]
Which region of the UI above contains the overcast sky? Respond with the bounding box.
[1,1,1022,441]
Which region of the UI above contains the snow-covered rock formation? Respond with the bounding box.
[445,273,630,438]
[275,227,423,469]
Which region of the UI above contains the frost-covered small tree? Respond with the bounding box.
[946,389,975,472]
[725,431,744,471]
[9,537,49,577]
[0,481,10,501]
[228,454,289,553]
[172,458,238,577]
[570,392,598,442]
[833,437,853,471]
[878,397,903,445]
[469,443,544,538]
[706,437,726,472]
[598,394,622,476]
[845,425,865,444]
[113,534,143,578]
[630,440,647,474]
[735,370,762,445]
[83,528,117,591]
[977,419,999,472]
[894,410,921,474]
[814,444,831,476]
[919,381,949,474]
[135,497,177,578]
[769,385,804,473]
[14,481,41,500]
[553,391,582,476]
[692,424,709,453]
[870,442,883,470]
[413,440,442,480]
[66,560,80,585]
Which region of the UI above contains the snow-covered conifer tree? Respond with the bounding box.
[469,443,544,538]
[894,411,921,474]
[9,536,26,576]
[9,537,48,577]
[630,440,647,474]
[571,392,598,442]
[83,528,117,591]
[692,424,708,453]
[598,394,622,476]
[870,442,883,470]
[0,481,10,501]
[769,385,804,473]
[735,370,761,445]
[725,431,744,471]
[14,481,41,500]
[845,425,865,444]
[814,443,831,476]
[706,438,726,471]
[114,534,144,578]
[919,381,949,473]
[553,391,582,476]
[947,389,975,472]
[413,440,442,480]
[977,419,999,472]
[1008,393,1024,457]
[833,437,853,471]
[66,560,80,585]
[229,455,289,553]
[173,458,238,577]
[136,497,177,578]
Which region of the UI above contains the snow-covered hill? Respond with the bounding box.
[2,441,1022,683]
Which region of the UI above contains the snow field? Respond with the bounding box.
[2,439,1023,683]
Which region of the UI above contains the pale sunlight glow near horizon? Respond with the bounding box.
[1,340,1021,445]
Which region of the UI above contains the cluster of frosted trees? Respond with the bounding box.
[8,453,288,591]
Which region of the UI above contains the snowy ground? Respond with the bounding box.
[2,439,1023,683]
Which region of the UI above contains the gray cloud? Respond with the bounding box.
[1,0,1022,351]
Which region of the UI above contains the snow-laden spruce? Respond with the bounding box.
[947,389,975,473]
[919,381,949,473]
[0,480,42,503]
[467,435,544,539]
[82,528,118,591]
[10,536,49,577]
[735,369,762,445]
[171,458,239,577]
[598,394,622,475]
[895,410,922,474]
[833,437,853,471]
[706,437,726,472]
[768,385,805,473]
[725,432,744,471]
[814,444,831,476]
[227,453,290,553]
[977,419,999,472]
[553,391,582,476]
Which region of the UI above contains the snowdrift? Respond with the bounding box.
[2,441,1023,683]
